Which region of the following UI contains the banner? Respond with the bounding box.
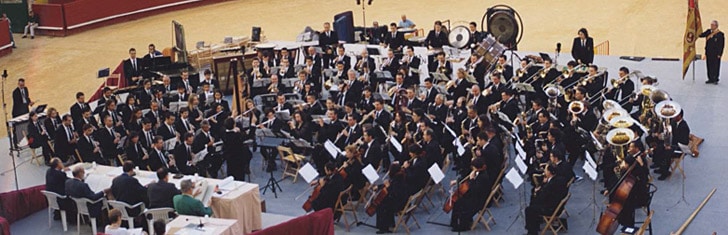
[682,0,703,79]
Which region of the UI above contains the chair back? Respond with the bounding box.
[492,167,506,191]
[145,208,176,235]
[482,183,500,211]
[636,210,654,235]
[70,197,104,216]
[108,200,144,219]
[553,192,571,216]
[41,190,66,210]
[402,190,423,214]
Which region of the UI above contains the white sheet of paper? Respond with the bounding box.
[164,139,177,150]
[217,176,237,191]
[85,174,112,192]
[589,132,604,150]
[324,140,341,159]
[444,124,457,138]
[389,136,402,153]
[136,176,156,186]
[116,136,127,149]
[193,149,208,164]
[361,164,379,184]
[105,167,123,177]
[427,163,445,184]
[585,151,597,169]
[298,163,319,184]
[505,168,523,189]
[515,158,528,174]
[89,100,98,113]
[515,142,526,161]
[582,161,598,181]
[453,139,466,156]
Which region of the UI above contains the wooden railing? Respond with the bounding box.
[595,40,610,55]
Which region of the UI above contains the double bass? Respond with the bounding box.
[596,161,637,234]
[443,170,473,213]
[301,180,324,212]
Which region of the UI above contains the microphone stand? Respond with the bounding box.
[0,70,20,191]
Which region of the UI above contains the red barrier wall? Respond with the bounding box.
[63,0,182,29]
[0,19,12,57]
[30,4,66,36]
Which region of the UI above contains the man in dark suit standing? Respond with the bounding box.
[65,166,108,218]
[111,161,148,216]
[12,78,33,117]
[700,20,725,84]
[425,21,448,50]
[384,23,405,52]
[55,114,77,163]
[147,168,181,209]
[70,92,88,123]
[123,48,143,85]
[361,129,383,170]
[319,22,338,48]
[571,28,594,65]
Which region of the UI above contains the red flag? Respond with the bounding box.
[683,0,703,79]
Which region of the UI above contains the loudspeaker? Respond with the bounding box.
[252,27,261,42]
[333,11,355,43]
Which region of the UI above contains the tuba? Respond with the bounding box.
[568,101,585,115]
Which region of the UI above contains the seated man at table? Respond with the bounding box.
[147,168,181,209]
[65,166,108,219]
[111,161,149,217]
[173,179,213,217]
[45,157,76,221]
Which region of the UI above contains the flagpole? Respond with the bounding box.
[692,58,696,82]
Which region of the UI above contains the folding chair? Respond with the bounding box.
[636,210,654,235]
[107,200,146,229]
[669,153,686,180]
[334,185,358,232]
[23,131,45,165]
[144,208,176,235]
[71,197,108,235]
[471,183,499,231]
[491,166,507,207]
[41,190,69,232]
[75,149,84,163]
[562,177,575,218]
[277,146,306,182]
[393,190,423,234]
[540,192,570,235]
[413,184,432,214]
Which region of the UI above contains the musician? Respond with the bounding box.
[418,78,437,104]
[68,92,88,122]
[612,141,649,228]
[360,129,384,170]
[310,162,345,213]
[78,123,104,164]
[148,136,177,172]
[188,95,204,128]
[374,164,409,234]
[605,66,635,110]
[384,23,405,52]
[300,94,325,116]
[247,58,268,82]
[173,132,197,175]
[277,59,295,78]
[402,88,424,114]
[330,46,351,72]
[344,69,365,99]
[124,131,147,168]
[571,28,595,65]
[549,149,574,182]
[318,22,338,48]
[402,144,429,195]
[558,61,580,88]
[303,59,322,90]
[143,43,163,60]
[515,58,537,83]
[157,76,173,94]
[123,48,143,85]
[569,87,598,130]
[465,55,487,87]
[450,157,492,232]
[289,112,313,142]
[28,111,53,163]
[357,90,375,114]
[700,20,724,84]
[222,118,252,181]
[670,110,691,152]
[74,108,98,135]
[259,109,286,166]
[525,164,568,235]
[201,69,220,91]
[380,49,400,78]
[388,111,409,162]
[270,94,291,113]
[425,21,448,49]
[419,129,441,167]
[398,15,416,29]
[427,94,448,123]
[499,89,521,122]
[54,114,77,163]
[127,108,144,133]
[305,47,324,69]
[484,72,507,105]
[260,52,275,73]
[468,22,484,50]
[118,95,138,126]
[340,145,366,200]
[582,65,605,97]
[313,110,346,174]
[447,69,472,100]
[10,78,32,118]
[157,113,178,142]
[336,115,363,148]
[429,52,452,79]
[356,49,376,73]
[469,85,488,115]
[175,107,194,135]
[400,46,421,86]
[193,120,222,177]
[98,115,122,164]
[275,47,294,66]
[497,55,514,81]
[476,131,503,182]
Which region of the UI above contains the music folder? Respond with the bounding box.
[298,163,318,184]
[31,104,47,114]
[427,163,445,184]
[505,168,523,189]
[275,110,291,121]
[361,164,379,184]
[512,83,535,93]
[429,72,449,83]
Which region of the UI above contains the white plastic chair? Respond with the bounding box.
[107,200,146,229]
[143,207,176,235]
[70,197,107,235]
[41,190,68,232]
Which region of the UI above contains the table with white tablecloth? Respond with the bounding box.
[69,163,262,234]
[166,215,240,235]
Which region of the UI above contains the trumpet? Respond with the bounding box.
[495,64,504,73]
[610,71,638,89]
[524,66,549,84]
[380,57,392,71]
[400,54,411,65]
[487,101,502,114]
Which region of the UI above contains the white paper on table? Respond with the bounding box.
[217,176,237,191]
[106,167,123,177]
[505,168,523,189]
[515,158,528,174]
[195,180,215,206]
[136,176,156,186]
[515,142,526,161]
[361,164,379,184]
[453,139,465,156]
[443,124,457,138]
[298,163,319,184]
[127,228,144,235]
[427,163,445,184]
[582,162,598,181]
[585,151,597,169]
[85,174,112,192]
[389,136,402,153]
[324,140,342,159]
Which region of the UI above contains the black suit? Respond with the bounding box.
[46,168,69,196]
[336,124,362,148]
[318,30,339,47]
[500,97,520,122]
[148,148,172,172]
[526,176,568,233]
[571,37,594,65]
[422,140,442,167]
[137,88,154,109]
[12,87,30,117]
[65,178,105,217]
[700,29,725,82]
[404,157,429,195]
[29,120,53,162]
[384,31,405,51]
[144,110,163,129]
[123,58,143,85]
[111,173,148,216]
[362,140,383,169]
[78,134,105,164]
[425,30,448,49]
[311,174,345,212]
[451,170,492,231]
[96,127,119,164]
[447,79,471,100]
[147,181,181,209]
[125,142,147,169]
[470,94,488,115]
[69,102,88,123]
[173,143,196,175]
[157,124,177,141]
[54,125,76,162]
[222,130,252,181]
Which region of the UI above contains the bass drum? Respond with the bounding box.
[448,25,471,49]
[473,35,507,64]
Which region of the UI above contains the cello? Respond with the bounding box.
[596,161,637,234]
[301,179,324,212]
[443,170,473,213]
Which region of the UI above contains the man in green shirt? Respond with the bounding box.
[173,179,213,216]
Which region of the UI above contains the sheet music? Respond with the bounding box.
[298,163,319,184]
[165,139,177,151]
[192,149,207,164]
[585,150,597,169]
[515,142,526,161]
[453,139,466,156]
[361,164,379,184]
[582,161,598,181]
[427,163,445,184]
[515,158,528,174]
[116,136,127,149]
[324,140,342,159]
[443,124,457,138]
[194,180,215,206]
[505,168,523,190]
[389,136,402,153]
[217,176,238,191]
